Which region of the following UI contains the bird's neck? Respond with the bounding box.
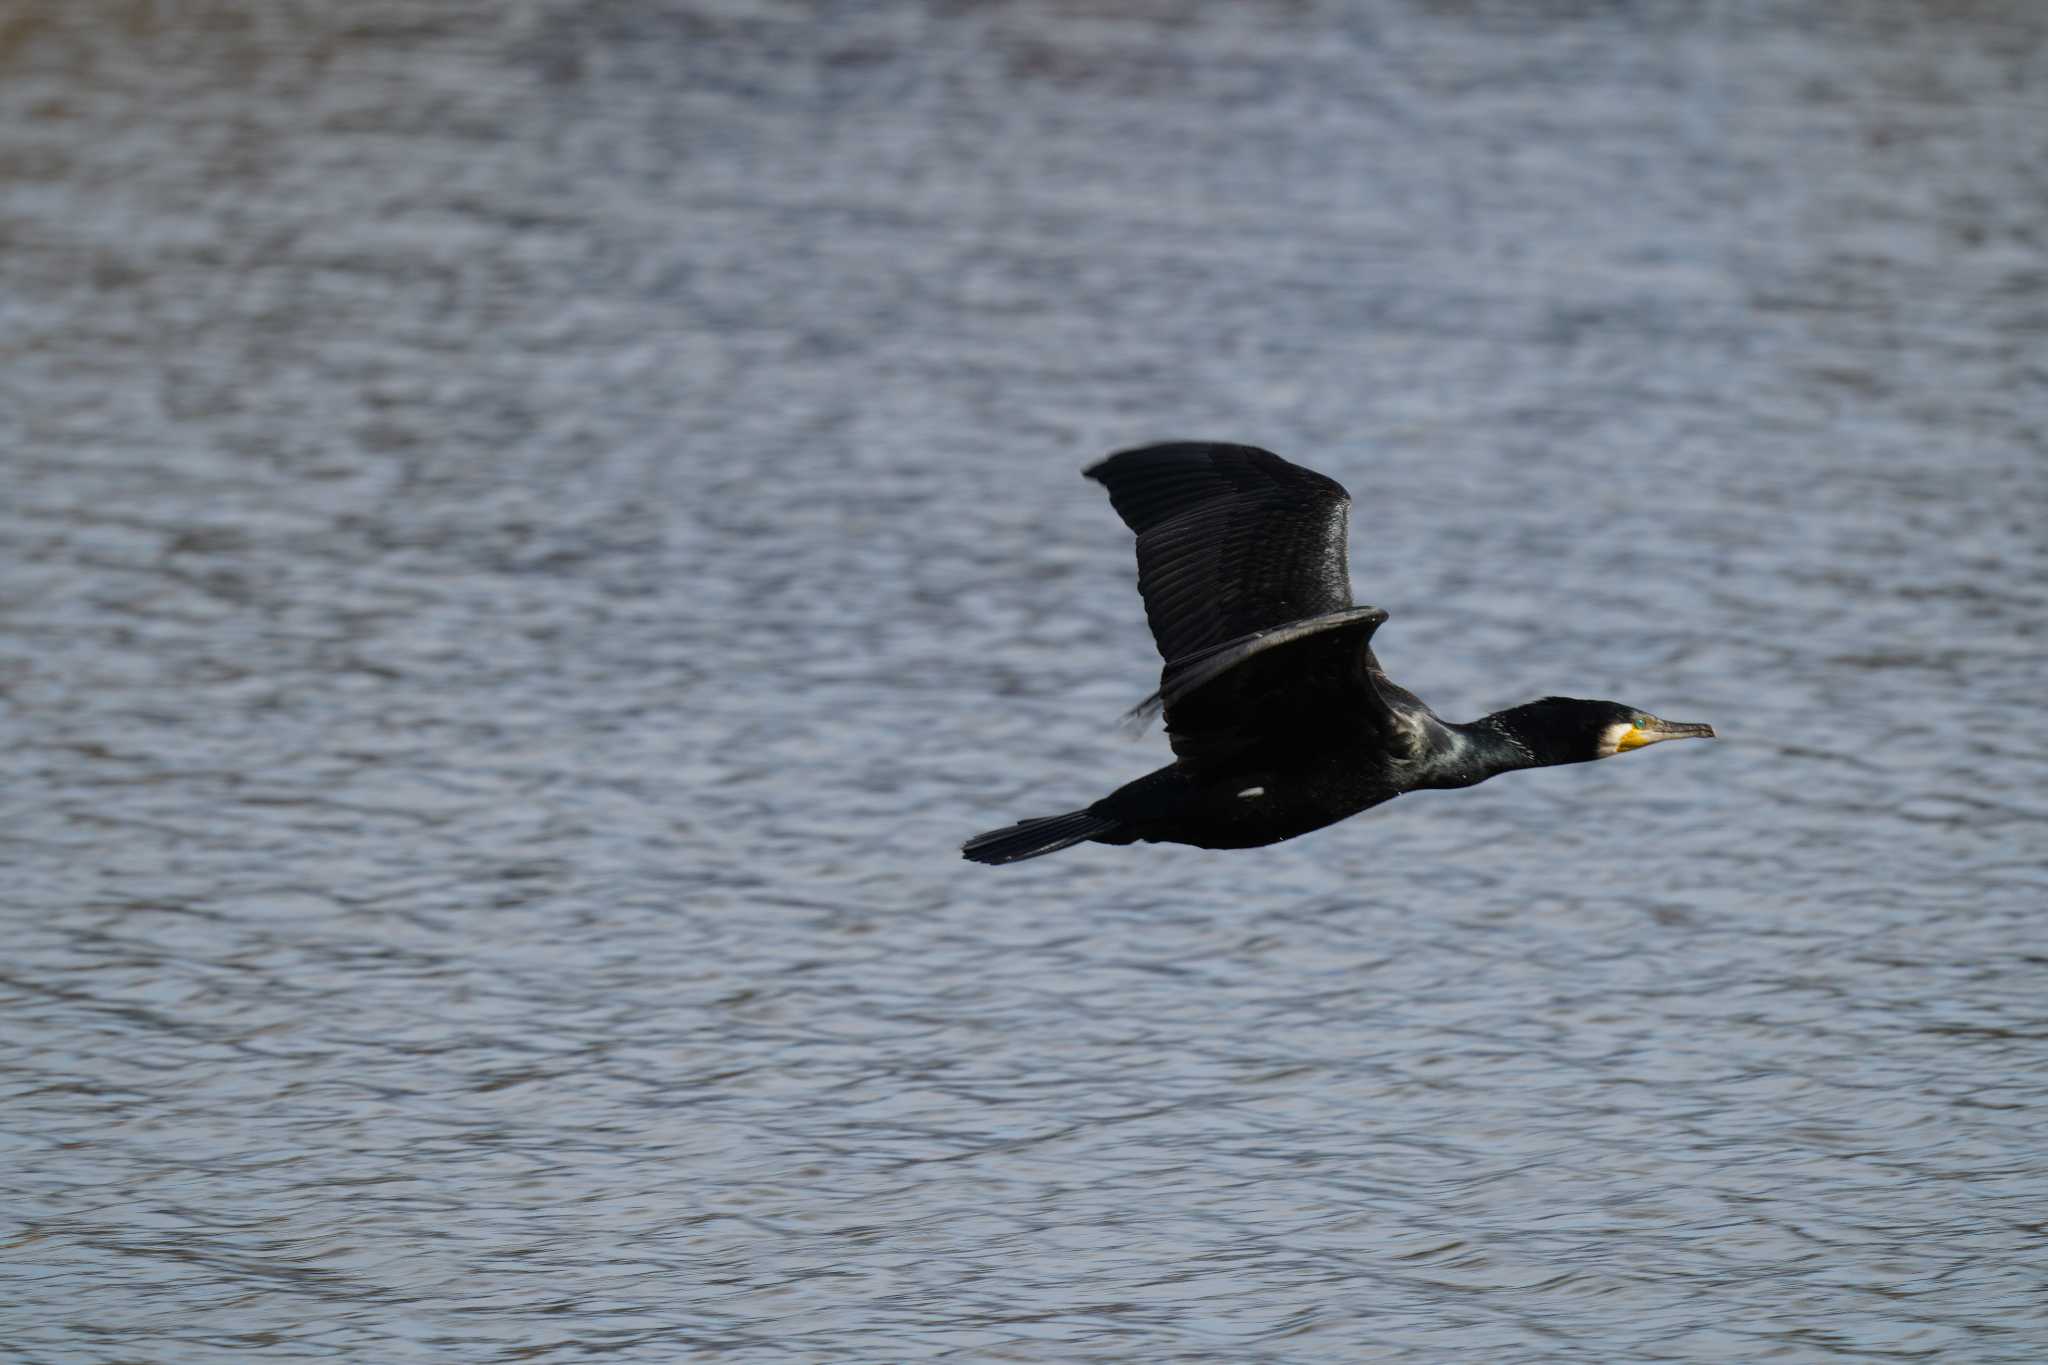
[1410,713,1544,790]
[1461,702,1592,773]
[1463,712,1546,773]
[1425,720,1523,785]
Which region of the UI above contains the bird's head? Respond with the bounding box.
[1493,697,1716,767]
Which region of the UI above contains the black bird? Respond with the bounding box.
[962,443,1714,865]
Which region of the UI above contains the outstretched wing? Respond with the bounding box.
[1153,606,1389,716]
[1085,443,1355,668]
[1141,607,1412,762]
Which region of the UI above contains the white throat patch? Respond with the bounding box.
[1596,721,1634,758]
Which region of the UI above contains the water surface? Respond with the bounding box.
[3,2,2046,1359]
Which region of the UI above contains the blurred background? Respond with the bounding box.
[3,1,2045,1359]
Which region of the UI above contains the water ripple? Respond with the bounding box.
[4,1,2047,1360]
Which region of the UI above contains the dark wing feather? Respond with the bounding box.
[1153,606,1390,715]
[1136,607,1404,762]
[1085,443,1354,667]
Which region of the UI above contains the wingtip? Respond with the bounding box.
[1082,442,1176,482]
[1083,441,1248,482]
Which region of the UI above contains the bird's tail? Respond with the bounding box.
[961,808,1122,866]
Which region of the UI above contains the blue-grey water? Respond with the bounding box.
[4,2,2046,1360]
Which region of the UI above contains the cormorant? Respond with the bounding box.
[962,442,1714,865]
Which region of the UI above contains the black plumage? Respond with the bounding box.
[962,443,1714,864]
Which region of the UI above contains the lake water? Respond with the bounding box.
[4,2,2046,1359]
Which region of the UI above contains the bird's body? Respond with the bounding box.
[962,443,1713,865]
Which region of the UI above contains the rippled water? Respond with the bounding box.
[4,2,2046,1359]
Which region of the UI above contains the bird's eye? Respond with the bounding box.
[1633,717,1649,729]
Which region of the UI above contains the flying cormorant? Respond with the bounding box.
[962,442,1714,865]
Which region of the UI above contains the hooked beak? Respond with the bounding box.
[1617,717,1716,752]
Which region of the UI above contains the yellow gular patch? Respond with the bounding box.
[1616,725,1653,752]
